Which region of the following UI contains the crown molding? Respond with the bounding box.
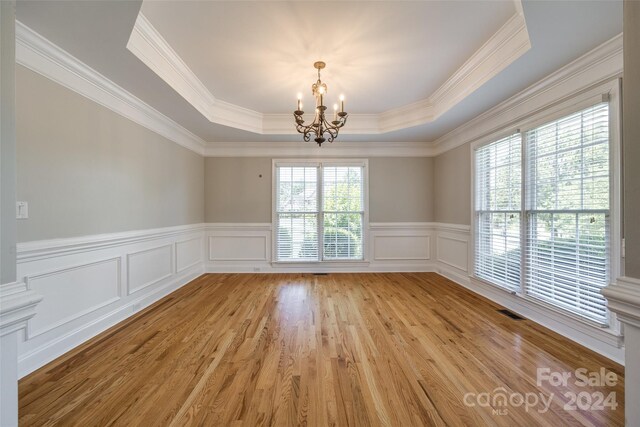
[126,13,216,117]
[432,32,623,155]
[379,10,530,133]
[15,21,207,156]
[203,34,621,156]
[15,17,621,159]
[127,6,531,136]
[203,141,435,158]
[127,13,264,134]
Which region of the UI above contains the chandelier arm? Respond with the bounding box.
[320,117,339,143]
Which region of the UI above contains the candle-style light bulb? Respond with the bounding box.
[297,93,302,111]
[333,103,338,121]
[339,94,345,113]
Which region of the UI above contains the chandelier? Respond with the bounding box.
[294,61,348,146]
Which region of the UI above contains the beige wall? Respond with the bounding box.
[16,66,205,242]
[434,144,471,225]
[204,157,434,223]
[204,157,272,223]
[1,1,17,283]
[368,157,433,222]
[624,0,640,279]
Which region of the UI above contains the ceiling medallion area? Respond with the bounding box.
[294,61,348,146]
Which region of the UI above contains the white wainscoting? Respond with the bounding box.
[15,221,624,377]
[205,223,437,273]
[369,223,435,271]
[16,223,205,377]
[206,224,272,272]
[434,223,471,280]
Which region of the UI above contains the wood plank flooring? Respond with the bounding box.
[19,273,624,426]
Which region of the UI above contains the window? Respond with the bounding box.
[525,103,610,324]
[475,133,522,292]
[275,161,366,262]
[474,102,612,325]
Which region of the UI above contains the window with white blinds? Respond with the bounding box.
[475,133,522,292]
[275,162,365,262]
[524,103,610,324]
[474,102,612,325]
[323,166,364,260]
[276,166,319,261]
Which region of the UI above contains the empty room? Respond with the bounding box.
[1,0,639,425]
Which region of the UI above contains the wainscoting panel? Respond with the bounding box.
[436,234,468,272]
[373,235,431,261]
[433,224,471,278]
[16,224,205,377]
[368,223,435,271]
[205,224,271,272]
[26,257,121,339]
[176,237,203,273]
[127,244,174,295]
[208,236,268,261]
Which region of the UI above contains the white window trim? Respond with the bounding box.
[271,158,370,265]
[469,78,622,337]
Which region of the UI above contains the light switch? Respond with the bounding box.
[16,201,28,219]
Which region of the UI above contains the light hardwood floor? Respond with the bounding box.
[19,273,624,426]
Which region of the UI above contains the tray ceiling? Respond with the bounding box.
[15,0,623,146]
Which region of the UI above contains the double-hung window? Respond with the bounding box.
[275,161,366,262]
[474,101,613,326]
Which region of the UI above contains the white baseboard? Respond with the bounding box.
[205,262,436,274]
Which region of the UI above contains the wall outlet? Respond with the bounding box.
[16,201,28,219]
[253,267,261,272]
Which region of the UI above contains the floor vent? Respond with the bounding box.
[498,309,525,320]
[313,273,329,276]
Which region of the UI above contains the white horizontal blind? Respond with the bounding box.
[474,133,522,292]
[276,166,319,261]
[322,166,364,260]
[525,103,610,325]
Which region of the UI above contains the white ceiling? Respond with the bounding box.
[15,0,623,145]
[139,1,515,114]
